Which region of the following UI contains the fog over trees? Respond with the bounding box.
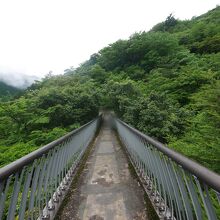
[0,72,39,88]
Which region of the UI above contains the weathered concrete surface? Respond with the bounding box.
[56,124,147,220]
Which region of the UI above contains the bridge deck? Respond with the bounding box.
[56,120,147,220]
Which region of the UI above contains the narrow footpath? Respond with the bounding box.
[56,116,147,220]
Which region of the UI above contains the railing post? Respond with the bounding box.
[0,116,101,220]
[114,117,220,220]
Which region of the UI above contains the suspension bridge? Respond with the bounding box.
[0,113,219,220]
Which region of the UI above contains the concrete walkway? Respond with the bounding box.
[56,119,147,220]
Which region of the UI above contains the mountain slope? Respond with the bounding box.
[0,6,219,174]
[0,81,20,101]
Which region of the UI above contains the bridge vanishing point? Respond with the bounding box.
[0,113,220,220]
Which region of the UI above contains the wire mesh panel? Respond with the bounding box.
[0,117,101,220]
[114,118,220,220]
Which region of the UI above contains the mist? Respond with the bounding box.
[0,72,40,89]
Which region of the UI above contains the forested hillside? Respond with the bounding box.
[0,6,219,173]
[0,81,20,101]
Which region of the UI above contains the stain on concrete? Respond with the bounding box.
[92,177,114,187]
[83,193,127,220]
[101,134,112,141]
[89,215,104,220]
[90,154,120,185]
[97,141,114,154]
[97,169,107,176]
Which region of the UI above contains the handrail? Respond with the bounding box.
[0,118,96,180]
[0,116,101,220]
[114,117,220,220]
[117,118,220,192]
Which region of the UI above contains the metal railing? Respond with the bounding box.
[114,117,220,220]
[0,116,101,220]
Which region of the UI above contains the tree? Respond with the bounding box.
[164,14,178,31]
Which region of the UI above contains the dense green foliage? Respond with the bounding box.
[0,7,219,173]
[0,81,20,101]
[0,76,101,166]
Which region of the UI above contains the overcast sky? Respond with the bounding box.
[0,0,219,78]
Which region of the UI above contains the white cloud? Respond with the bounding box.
[0,72,39,88]
[0,0,219,78]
